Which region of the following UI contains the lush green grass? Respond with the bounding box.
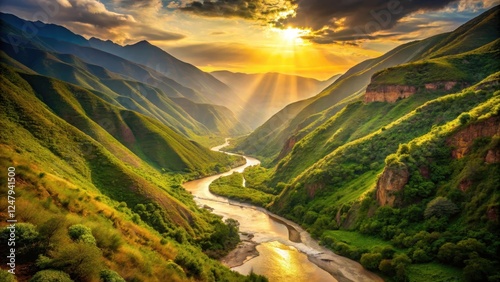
[323,230,394,251]
[407,263,464,282]
[209,172,275,207]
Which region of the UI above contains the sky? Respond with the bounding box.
[0,0,497,80]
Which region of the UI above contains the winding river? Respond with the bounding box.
[182,140,382,282]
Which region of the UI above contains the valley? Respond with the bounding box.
[0,3,499,282]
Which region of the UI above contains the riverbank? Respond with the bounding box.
[186,140,382,281]
[221,239,259,268]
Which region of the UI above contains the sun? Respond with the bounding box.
[282,27,302,41]
[276,27,310,45]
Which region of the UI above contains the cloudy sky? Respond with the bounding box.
[0,0,497,79]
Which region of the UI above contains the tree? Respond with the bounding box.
[424,197,459,219]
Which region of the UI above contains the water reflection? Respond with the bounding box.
[233,242,337,282]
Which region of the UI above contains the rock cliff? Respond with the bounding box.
[446,116,500,159]
[364,85,417,103]
[376,164,409,207]
[364,81,461,103]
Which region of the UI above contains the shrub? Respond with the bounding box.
[51,242,102,281]
[0,269,16,282]
[378,259,394,274]
[30,270,73,282]
[68,224,96,245]
[360,253,383,270]
[424,197,459,219]
[459,113,471,125]
[100,269,126,282]
[412,248,432,263]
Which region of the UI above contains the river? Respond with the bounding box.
[182,139,382,282]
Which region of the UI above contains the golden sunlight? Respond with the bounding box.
[276,27,310,45]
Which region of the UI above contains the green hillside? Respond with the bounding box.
[219,7,500,281]
[231,33,448,163]
[0,43,249,139]
[218,73,500,281]
[0,63,265,281]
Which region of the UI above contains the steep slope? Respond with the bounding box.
[0,23,250,137]
[232,34,446,162]
[211,71,338,125]
[0,15,204,103]
[234,6,500,164]
[0,43,212,138]
[88,38,241,107]
[417,5,500,59]
[0,63,258,281]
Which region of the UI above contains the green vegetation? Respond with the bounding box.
[0,63,264,281]
[209,172,275,207]
[228,10,500,281]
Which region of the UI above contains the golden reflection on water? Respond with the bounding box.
[233,241,337,282]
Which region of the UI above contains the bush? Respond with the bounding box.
[360,253,383,270]
[100,269,125,282]
[378,259,394,274]
[412,248,432,263]
[30,270,73,282]
[51,242,102,281]
[68,224,96,245]
[424,197,459,219]
[0,269,16,282]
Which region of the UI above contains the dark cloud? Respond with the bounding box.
[286,0,459,43]
[116,0,162,9]
[177,0,465,43]
[0,0,135,29]
[180,0,296,22]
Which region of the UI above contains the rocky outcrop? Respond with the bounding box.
[447,116,500,159]
[376,164,409,207]
[364,85,417,103]
[277,135,297,160]
[424,81,458,91]
[364,81,462,103]
[305,182,325,198]
[485,147,500,163]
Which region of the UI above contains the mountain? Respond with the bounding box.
[215,7,500,281]
[0,62,262,281]
[233,6,500,164]
[88,38,248,113]
[211,71,340,125]
[0,14,251,138]
[231,33,447,163]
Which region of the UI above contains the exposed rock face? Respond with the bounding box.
[364,85,417,103]
[485,147,500,163]
[447,116,500,159]
[305,182,325,198]
[424,81,457,91]
[364,81,462,103]
[376,164,409,207]
[277,135,297,160]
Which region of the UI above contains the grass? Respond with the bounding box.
[209,172,275,207]
[407,263,464,282]
[323,230,394,251]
